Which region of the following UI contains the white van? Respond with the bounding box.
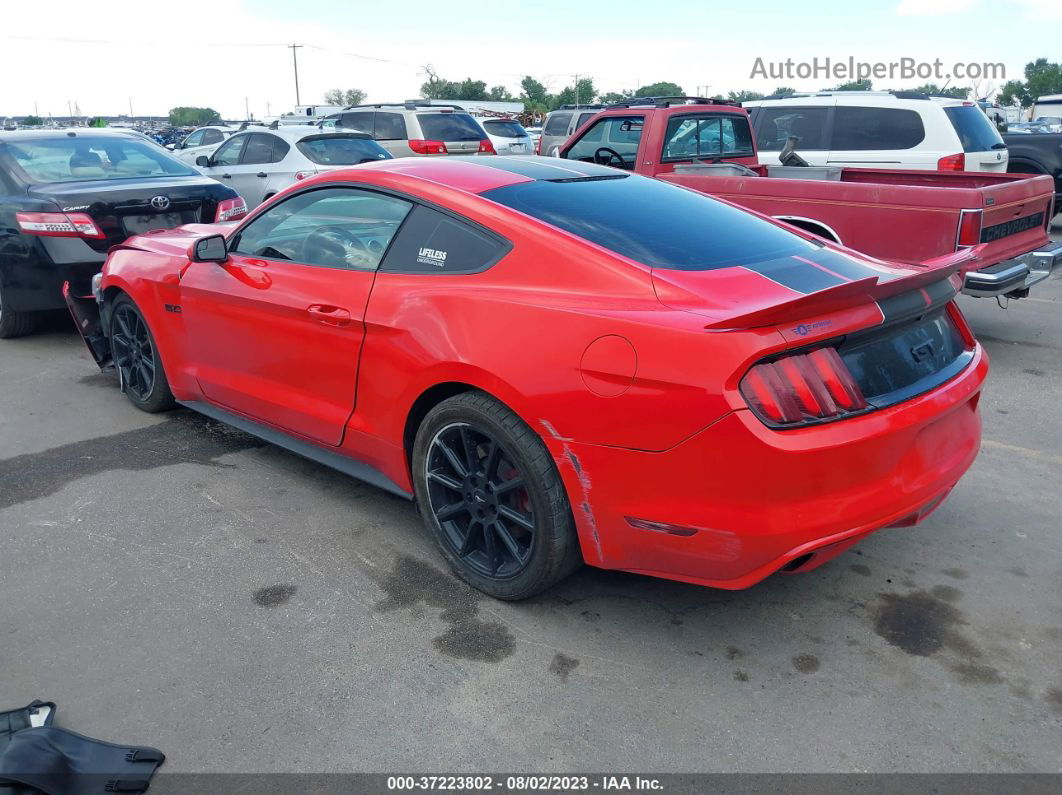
[744,91,1009,172]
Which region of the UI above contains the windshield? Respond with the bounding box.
[3,136,197,183]
[417,113,485,142]
[482,173,817,271]
[297,136,392,165]
[943,105,1005,152]
[483,120,527,138]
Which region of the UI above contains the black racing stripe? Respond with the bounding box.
[877,278,958,325]
[449,155,619,181]
[811,250,900,283]
[746,255,848,294]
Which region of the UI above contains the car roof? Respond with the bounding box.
[0,128,162,142]
[351,155,621,194]
[746,92,969,108]
[233,126,371,141]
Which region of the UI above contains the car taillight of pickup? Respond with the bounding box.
[556,96,1061,302]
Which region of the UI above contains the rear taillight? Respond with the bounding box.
[408,139,448,155]
[956,208,982,248]
[740,346,868,428]
[214,197,247,222]
[478,138,496,154]
[293,170,315,181]
[937,152,965,171]
[16,211,104,239]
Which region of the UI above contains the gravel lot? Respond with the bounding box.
[2,223,1061,774]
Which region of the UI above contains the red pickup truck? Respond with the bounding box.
[556,97,1061,300]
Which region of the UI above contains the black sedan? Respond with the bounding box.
[0,129,245,337]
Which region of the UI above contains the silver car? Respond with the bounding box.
[478,117,534,155]
[193,126,391,208]
[169,125,236,165]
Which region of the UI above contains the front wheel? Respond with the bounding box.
[109,295,175,413]
[412,392,581,600]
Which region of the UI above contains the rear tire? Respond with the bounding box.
[412,391,582,600]
[108,295,175,413]
[0,283,38,339]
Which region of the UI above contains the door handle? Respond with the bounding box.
[221,173,232,179]
[307,304,352,327]
[256,172,268,178]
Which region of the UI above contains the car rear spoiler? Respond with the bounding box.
[701,250,973,330]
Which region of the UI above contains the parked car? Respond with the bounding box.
[0,129,244,338]
[1002,131,1062,213]
[744,91,1009,172]
[194,127,391,209]
[524,126,543,148]
[478,117,534,155]
[67,156,987,599]
[169,125,236,164]
[325,102,494,157]
[537,104,604,156]
[557,97,1060,301]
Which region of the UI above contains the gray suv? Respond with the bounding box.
[326,102,494,157]
[538,105,604,156]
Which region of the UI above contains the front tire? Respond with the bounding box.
[109,295,175,413]
[412,392,581,600]
[0,283,37,339]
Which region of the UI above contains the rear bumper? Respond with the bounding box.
[551,345,987,589]
[0,257,103,313]
[962,241,1062,297]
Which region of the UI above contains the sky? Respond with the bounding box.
[2,0,1059,119]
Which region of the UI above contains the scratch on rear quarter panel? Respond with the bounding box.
[541,420,602,561]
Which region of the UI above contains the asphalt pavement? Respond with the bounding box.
[1,223,1061,774]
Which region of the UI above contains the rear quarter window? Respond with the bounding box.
[380,205,509,274]
[754,106,829,150]
[943,105,1005,152]
[831,107,925,150]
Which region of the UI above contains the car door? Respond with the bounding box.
[225,133,275,208]
[561,115,644,170]
[199,133,247,189]
[179,186,414,446]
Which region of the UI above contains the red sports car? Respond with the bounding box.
[66,156,988,599]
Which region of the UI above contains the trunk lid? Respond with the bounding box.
[28,176,232,253]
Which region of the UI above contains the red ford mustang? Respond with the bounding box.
[66,156,987,599]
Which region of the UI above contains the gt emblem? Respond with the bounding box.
[150,196,171,210]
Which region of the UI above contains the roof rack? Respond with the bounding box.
[557,103,606,110]
[603,96,739,109]
[759,90,935,101]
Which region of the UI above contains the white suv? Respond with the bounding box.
[744,91,1009,172]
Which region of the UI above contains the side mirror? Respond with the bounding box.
[165,143,178,151]
[192,234,228,263]
[195,155,211,168]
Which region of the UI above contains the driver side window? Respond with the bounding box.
[562,116,643,170]
[212,135,246,167]
[182,130,204,149]
[232,187,413,271]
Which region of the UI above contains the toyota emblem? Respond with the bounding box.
[150,195,171,210]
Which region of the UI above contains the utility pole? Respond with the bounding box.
[67,100,72,120]
[128,96,133,118]
[245,96,250,121]
[573,74,580,106]
[288,44,303,106]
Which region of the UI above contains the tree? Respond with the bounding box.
[727,90,765,103]
[773,86,797,96]
[519,76,550,112]
[488,85,516,102]
[598,89,634,104]
[22,115,43,126]
[418,72,492,101]
[324,88,367,107]
[828,79,872,91]
[168,107,220,126]
[998,79,1031,108]
[634,81,685,97]
[911,83,968,98]
[988,59,1062,109]
[550,77,597,110]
